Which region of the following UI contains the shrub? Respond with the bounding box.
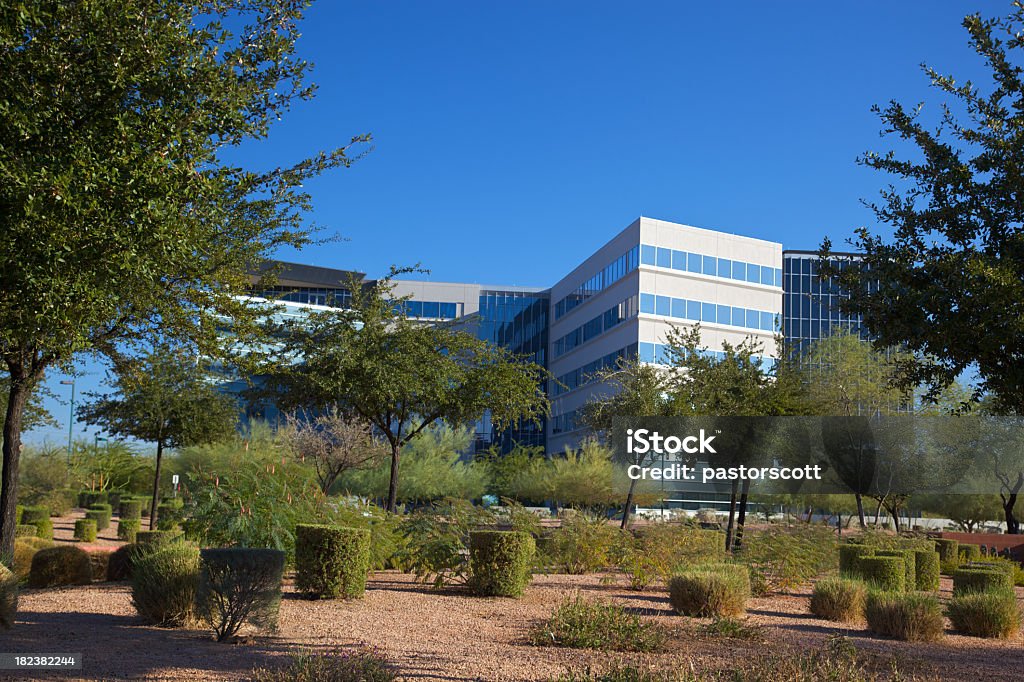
[952,567,1012,595]
[809,578,866,622]
[667,564,750,617]
[27,546,93,588]
[864,590,944,642]
[934,538,958,561]
[0,565,17,630]
[531,595,665,652]
[12,537,54,580]
[88,550,112,581]
[15,504,23,524]
[14,525,37,538]
[874,549,915,591]
[396,499,494,587]
[547,514,620,574]
[156,502,182,530]
[468,530,535,598]
[106,491,123,510]
[250,647,399,682]
[838,544,872,576]
[853,556,904,592]
[119,499,143,519]
[197,548,285,642]
[117,518,140,543]
[130,542,200,626]
[295,525,371,599]
[78,490,108,508]
[20,506,52,540]
[615,524,725,590]
[958,544,981,563]
[86,505,111,531]
[737,525,836,593]
[947,588,1022,638]
[697,617,764,640]
[38,488,76,517]
[74,519,97,542]
[912,550,940,591]
[107,543,138,581]
[136,529,183,547]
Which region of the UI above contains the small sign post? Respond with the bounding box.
[172,474,179,497]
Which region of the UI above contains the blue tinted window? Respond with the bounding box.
[717,305,730,325]
[640,293,655,314]
[686,300,700,320]
[671,298,686,318]
[718,258,731,279]
[761,266,774,286]
[761,311,774,331]
[701,302,716,323]
[422,301,440,318]
[639,342,656,363]
[746,265,760,284]
[731,262,746,281]
[688,253,701,273]
[656,296,671,316]
[641,245,656,265]
[407,300,423,317]
[746,309,759,328]
[702,256,717,276]
[656,344,670,364]
[775,268,782,286]
[656,247,672,268]
[672,250,687,270]
[439,302,457,318]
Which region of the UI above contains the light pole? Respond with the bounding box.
[60,378,75,464]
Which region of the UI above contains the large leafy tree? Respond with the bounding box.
[78,346,239,528]
[261,274,550,513]
[0,0,367,556]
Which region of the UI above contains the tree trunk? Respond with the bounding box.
[855,493,867,529]
[0,374,31,561]
[386,440,401,514]
[724,479,738,552]
[149,440,164,531]
[620,477,637,530]
[734,478,751,550]
[872,496,884,527]
[1002,493,1020,535]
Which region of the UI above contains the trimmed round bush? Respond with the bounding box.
[468,530,535,598]
[838,544,873,576]
[934,538,958,560]
[156,502,182,530]
[197,548,286,641]
[117,518,141,543]
[913,550,941,591]
[78,490,108,508]
[0,565,17,630]
[958,544,981,563]
[119,499,143,519]
[130,542,200,626]
[136,529,183,547]
[855,556,905,592]
[107,543,138,581]
[947,588,1022,638]
[810,577,866,622]
[15,524,38,538]
[12,537,54,580]
[106,491,122,510]
[667,564,750,617]
[865,590,945,642]
[875,549,915,591]
[74,518,97,542]
[88,550,112,582]
[295,524,371,599]
[20,506,52,540]
[28,546,93,588]
[953,567,1012,595]
[965,560,1016,580]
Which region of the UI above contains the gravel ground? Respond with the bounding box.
[4,570,1023,682]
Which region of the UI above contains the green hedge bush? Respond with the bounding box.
[12,537,53,580]
[854,556,905,592]
[107,543,138,581]
[86,505,111,531]
[468,530,535,598]
[156,502,182,530]
[947,588,1022,639]
[953,567,1013,595]
[838,544,872,576]
[78,490,108,508]
[130,542,200,626]
[295,525,371,599]
[809,577,866,622]
[957,544,981,563]
[74,519,97,542]
[875,549,915,591]
[865,591,944,642]
[0,565,17,630]
[667,564,750,617]
[934,538,958,561]
[88,550,112,581]
[119,499,143,519]
[197,548,286,641]
[20,506,52,540]
[136,530,183,547]
[118,518,140,543]
[28,546,93,588]
[15,504,23,524]
[14,525,38,538]
[913,550,941,591]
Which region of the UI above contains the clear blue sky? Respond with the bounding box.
[28,0,996,446]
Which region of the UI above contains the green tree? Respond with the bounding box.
[917,493,1004,533]
[0,1,367,557]
[77,346,239,528]
[262,273,549,513]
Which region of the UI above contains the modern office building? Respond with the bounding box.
[782,250,866,356]
[240,217,853,461]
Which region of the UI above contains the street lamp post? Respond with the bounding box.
[60,379,75,464]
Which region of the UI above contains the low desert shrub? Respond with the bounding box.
[250,647,399,682]
[853,556,904,592]
[615,524,725,590]
[295,524,370,599]
[396,499,494,587]
[197,548,285,642]
[912,550,940,591]
[0,565,17,630]
[697,617,764,640]
[531,595,665,652]
[88,550,112,581]
[27,546,93,588]
[135,529,183,547]
[947,588,1022,639]
[74,519,97,542]
[106,543,138,581]
[952,567,1012,595]
[130,542,200,626]
[809,577,866,622]
[14,525,37,538]
[838,544,872,576]
[737,525,836,593]
[156,502,182,530]
[117,518,140,543]
[12,537,54,579]
[20,506,52,540]
[86,505,111,531]
[468,530,535,597]
[119,499,143,519]
[873,549,915,591]
[864,591,944,642]
[667,564,750,617]
[547,514,620,574]
[957,544,981,563]
[37,488,76,517]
